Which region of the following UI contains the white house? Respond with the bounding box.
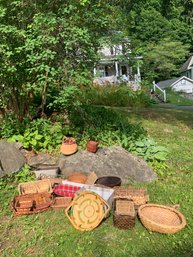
[181,55,193,80]
[93,39,142,86]
[157,76,193,94]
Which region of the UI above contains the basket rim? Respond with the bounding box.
[138,204,186,230]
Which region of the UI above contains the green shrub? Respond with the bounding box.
[80,85,152,107]
[7,118,65,151]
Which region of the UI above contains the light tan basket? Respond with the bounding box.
[65,191,110,231]
[114,187,149,206]
[18,179,52,195]
[138,204,186,234]
[116,200,135,216]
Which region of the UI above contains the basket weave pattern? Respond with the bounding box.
[138,204,186,234]
[114,187,149,206]
[18,179,52,195]
[12,192,52,215]
[113,213,135,229]
[113,199,136,229]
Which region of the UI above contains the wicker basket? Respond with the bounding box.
[114,187,149,207]
[18,179,52,195]
[67,172,87,184]
[51,197,72,209]
[65,191,110,231]
[60,137,78,155]
[12,192,52,215]
[113,199,136,229]
[138,204,186,234]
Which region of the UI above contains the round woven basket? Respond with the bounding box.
[67,172,87,184]
[138,204,186,234]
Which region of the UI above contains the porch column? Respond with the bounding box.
[115,61,119,77]
[137,62,141,82]
[93,67,96,76]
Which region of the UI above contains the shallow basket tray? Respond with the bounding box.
[138,204,186,234]
[51,197,72,209]
[18,179,52,195]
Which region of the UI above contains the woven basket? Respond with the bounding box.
[138,204,186,234]
[60,137,78,155]
[12,192,52,215]
[18,179,52,195]
[114,187,149,207]
[113,199,136,229]
[113,213,136,229]
[67,172,87,184]
[65,191,110,231]
[51,197,72,209]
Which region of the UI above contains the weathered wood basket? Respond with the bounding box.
[114,187,149,208]
[113,199,136,229]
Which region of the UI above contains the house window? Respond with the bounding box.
[110,47,114,55]
[181,79,186,84]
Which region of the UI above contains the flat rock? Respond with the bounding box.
[0,141,26,178]
[27,153,58,168]
[58,146,157,183]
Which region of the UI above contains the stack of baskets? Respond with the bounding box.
[113,187,149,229]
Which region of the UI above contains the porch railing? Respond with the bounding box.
[153,81,166,102]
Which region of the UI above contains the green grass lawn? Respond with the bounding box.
[0,106,193,257]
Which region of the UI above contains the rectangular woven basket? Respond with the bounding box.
[51,197,72,209]
[114,187,149,207]
[113,199,136,229]
[18,179,53,195]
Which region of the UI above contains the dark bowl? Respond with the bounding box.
[95,176,121,188]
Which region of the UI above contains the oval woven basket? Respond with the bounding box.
[138,204,186,234]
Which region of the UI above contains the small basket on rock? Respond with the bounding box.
[113,199,136,229]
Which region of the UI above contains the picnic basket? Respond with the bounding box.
[12,192,52,215]
[18,179,52,195]
[113,199,136,229]
[138,204,186,234]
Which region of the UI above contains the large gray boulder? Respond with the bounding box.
[58,146,157,183]
[0,141,26,177]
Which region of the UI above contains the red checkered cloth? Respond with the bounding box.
[53,183,81,198]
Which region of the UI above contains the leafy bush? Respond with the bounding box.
[79,85,152,107]
[128,137,168,161]
[0,113,27,138]
[7,118,65,151]
[0,164,35,190]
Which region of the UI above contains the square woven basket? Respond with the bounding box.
[113,199,136,229]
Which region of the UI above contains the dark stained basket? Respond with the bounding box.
[113,199,136,229]
[95,176,121,188]
[113,213,136,230]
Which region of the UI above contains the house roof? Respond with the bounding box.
[181,55,193,72]
[157,77,180,89]
[157,76,193,89]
